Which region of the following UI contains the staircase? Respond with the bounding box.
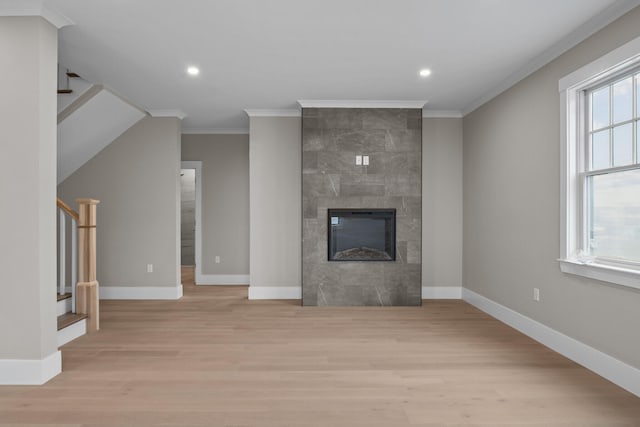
[57,294,87,346]
[56,197,100,347]
[55,65,141,345]
[56,65,146,184]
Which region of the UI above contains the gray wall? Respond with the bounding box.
[0,17,58,362]
[422,118,463,290]
[302,108,422,306]
[249,117,301,289]
[58,116,182,289]
[182,134,250,276]
[463,7,640,369]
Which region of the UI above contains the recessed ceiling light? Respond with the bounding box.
[187,66,200,76]
[419,68,432,77]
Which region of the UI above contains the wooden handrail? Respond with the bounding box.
[56,197,79,221]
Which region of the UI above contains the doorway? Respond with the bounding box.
[180,161,202,285]
[180,168,196,265]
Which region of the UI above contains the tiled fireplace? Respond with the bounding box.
[302,107,422,306]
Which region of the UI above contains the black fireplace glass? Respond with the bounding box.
[328,209,396,261]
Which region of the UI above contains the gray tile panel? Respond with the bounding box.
[302,108,422,306]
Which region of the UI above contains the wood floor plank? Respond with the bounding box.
[1,268,638,426]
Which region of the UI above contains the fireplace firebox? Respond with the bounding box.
[328,209,396,261]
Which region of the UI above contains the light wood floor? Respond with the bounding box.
[1,269,638,426]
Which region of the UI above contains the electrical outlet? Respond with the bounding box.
[215,256,220,264]
[355,155,362,165]
[533,288,540,302]
[147,264,153,273]
[363,155,369,165]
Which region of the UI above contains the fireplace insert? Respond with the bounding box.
[327,209,396,261]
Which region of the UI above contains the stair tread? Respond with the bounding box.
[57,293,72,301]
[57,313,87,330]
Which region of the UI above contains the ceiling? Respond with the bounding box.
[41,0,638,132]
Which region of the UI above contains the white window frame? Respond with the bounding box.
[559,35,640,290]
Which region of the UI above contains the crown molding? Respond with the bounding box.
[147,109,187,120]
[0,0,74,28]
[244,109,301,117]
[422,110,463,118]
[182,127,249,135]
[298,100,428,109]
[462,0,640,116]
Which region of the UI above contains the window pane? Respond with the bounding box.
[589,168,640,262]
[636,74,639,119]
[591,86,610,130]
[612,77,633,124]
[591,130,609,170]
[612,123,633,166]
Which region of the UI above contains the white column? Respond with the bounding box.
[0,15,62,384]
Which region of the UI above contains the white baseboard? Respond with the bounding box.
[196,274,249,285]
[0,351,61,385]
[248,286,301,300]
[422,286,462,299]
[58,319,86,347]
[57,297,72,316]
[100,284,183,300]
[462,288,640,398]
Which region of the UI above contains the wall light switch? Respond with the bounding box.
[363,155,369,166]
[215,256,221,264]
[533,288,540,302]
[355,155,362,165]
[147,264,153,273]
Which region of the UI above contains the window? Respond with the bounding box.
[559,36,640,290]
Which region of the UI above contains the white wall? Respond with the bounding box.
[58,117,182,298]
[463,6,640,369]
[0,16,60,382]
[248,117,301,295]
[182,134,250,279]
[422,118,463,294]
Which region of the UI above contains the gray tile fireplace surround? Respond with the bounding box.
[302,107,422,306]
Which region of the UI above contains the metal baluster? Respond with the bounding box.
[59,209,66,296]
[71,218,77,313]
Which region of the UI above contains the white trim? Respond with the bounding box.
[56,297,71,316]
[100,84,148,116]
[248,286,301,300]
[148,109,187,119]
[559,35,640,92]
[462,288,640,398]
[0,351,61,385]
[559,260,640,290]
[182,128,249,135]
[421,286,462,299]
[462,0,640,115]
[0,1,74,28]
[422,110,463,118]
[297,100,427,109]
[182,161,202,285]
[558,34,640,290]
[244,109,301,117]
[57,319,86,347]
[197,274,249,285]
[100,285,183,300]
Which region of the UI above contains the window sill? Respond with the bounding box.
[559,259,640,291]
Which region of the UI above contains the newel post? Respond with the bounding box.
[76,198,100,332]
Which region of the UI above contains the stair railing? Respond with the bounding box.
[56,197,100,332]
[57,198,78,312]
